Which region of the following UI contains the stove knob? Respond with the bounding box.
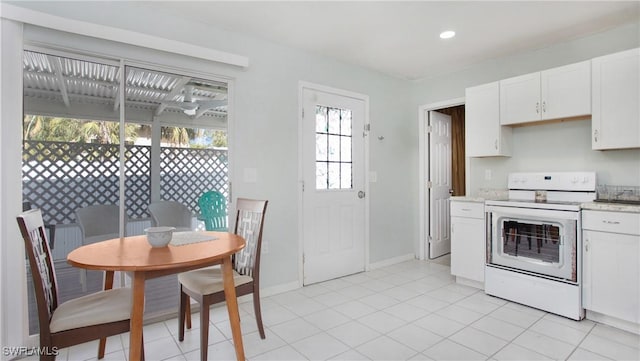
[582,176,589,183]
[571,176,579,184]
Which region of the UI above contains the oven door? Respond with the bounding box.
[486,205,578,282]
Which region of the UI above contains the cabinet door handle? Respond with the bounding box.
[585,239,589,252]
[494,140,498,150]
[594,129,598,143]
[536,102,540,114]
[542,101,546,113]
[602,220,620,225]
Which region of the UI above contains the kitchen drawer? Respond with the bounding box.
[451,201,484,219]
[582,210,640,235]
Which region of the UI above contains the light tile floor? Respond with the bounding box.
[31,258,640,360]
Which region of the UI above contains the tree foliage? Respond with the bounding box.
[23,115,139,144]
[23,116,228,148]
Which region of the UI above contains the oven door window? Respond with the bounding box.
[502,220,561,263]
[489,210,578,282]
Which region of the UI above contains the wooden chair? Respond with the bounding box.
[75,204,123,291]
[198,191,228,231]
[17,209,138,361]
[148,201,193,232]
[178,198,268,361]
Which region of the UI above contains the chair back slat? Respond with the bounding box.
[233,199,267,277]
[198,191,228,231]
[17,209,58,329]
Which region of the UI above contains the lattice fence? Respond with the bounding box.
[160,147,229,213]
[22,141,227,225]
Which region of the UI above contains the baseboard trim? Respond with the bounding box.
[369,253,416,270]
[236,280,301,303]
[586,310,640,335]
[261,280,300,297]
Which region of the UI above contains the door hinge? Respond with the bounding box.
[426,125,433,133]
[427,181,432,188]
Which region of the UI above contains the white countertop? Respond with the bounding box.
[450,196,486,203]
[581,202,640,213]
[450,189,509,203]
[450,197,640,213]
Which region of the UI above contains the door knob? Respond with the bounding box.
[358,191,365,199]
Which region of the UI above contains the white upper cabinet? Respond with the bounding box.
[499,73,540,125]
[466,81,511,157]
[592,48,640,150]
[500,60,591,125]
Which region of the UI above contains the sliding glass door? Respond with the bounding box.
[22,50,229,334]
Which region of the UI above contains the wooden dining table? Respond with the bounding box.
[67,231,246,361]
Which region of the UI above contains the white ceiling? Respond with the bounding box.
[146,1,639,81]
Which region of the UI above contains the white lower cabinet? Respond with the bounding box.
[450,200,485,287]
[582,210,640,329]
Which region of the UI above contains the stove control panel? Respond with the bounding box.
[508,172,596,191]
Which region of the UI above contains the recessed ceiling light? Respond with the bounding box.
[440,30,456,39]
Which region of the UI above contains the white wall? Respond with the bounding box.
[5,1,416,299]
[412,21,640,195]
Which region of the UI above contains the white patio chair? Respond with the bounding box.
[148,201,193,232]
[75,204,125,291]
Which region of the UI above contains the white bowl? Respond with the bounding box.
[144,226,175,247]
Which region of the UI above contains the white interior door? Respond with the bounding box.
[302,87,366,285]
[428,111,452,259]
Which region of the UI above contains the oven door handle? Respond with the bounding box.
[500,218,556,227]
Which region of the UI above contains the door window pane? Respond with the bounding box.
[328,107,341,134]
[341,137,352,162]
[315,134,328,161]
[22,51,123,335]
[341,109,352,136]
[328,135,340,162]
[127,66,229,319]
[314,105,353,190]
[316,106,328,132]
[328,163,341,189]
[316,162,328,189]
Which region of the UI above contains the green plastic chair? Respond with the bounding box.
[198,191,228,231]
